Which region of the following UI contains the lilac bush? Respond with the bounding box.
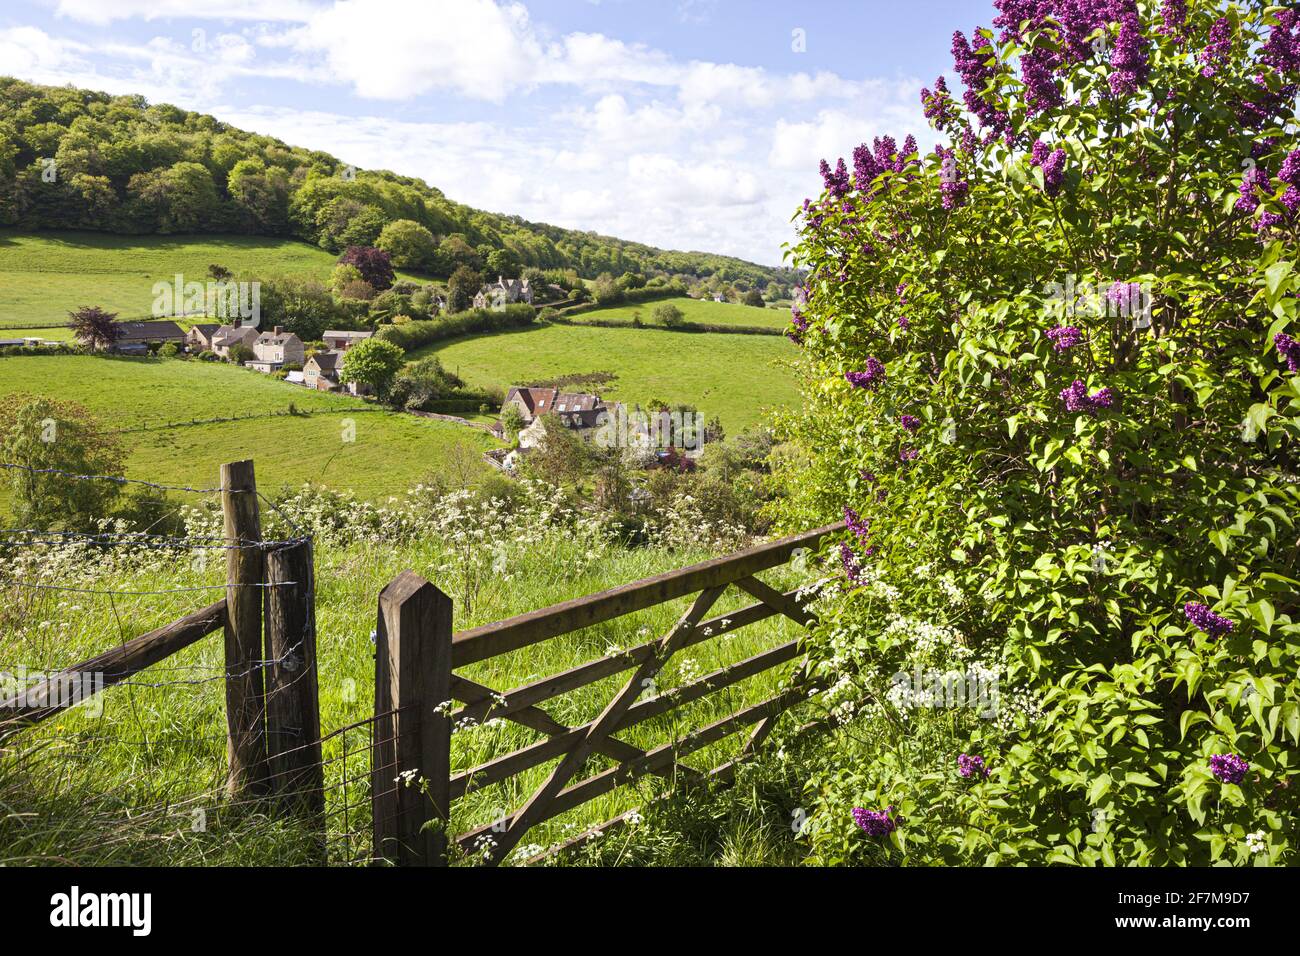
[784,0,1299,866]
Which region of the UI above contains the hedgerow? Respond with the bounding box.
[778,0,1300,865]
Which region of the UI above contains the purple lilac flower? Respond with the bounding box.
[1209,754,1249,785]
[958,754,990,778]
[1236,165,1271,214]
[1260,9,1300,74]
[819,158,851,199]
[900,414,921,432]
[951,30,1011,141]
[897,315,910,330]
[1257,210,1285,233]
[840,543,866,585]
[1031,140,1067,196]
[1108,5,1149,97]
[1158,0,1187,39]
[1184,602,1234,638]
[1200,17,1231,77]
[936,145,969,210]
[788,308,810,346]
[1059,379,1114,414]
[1282,151,1300,185]
[846,356,886,390]
[843,506,873,551]
[921,75,958,127]
[851,806,897,837]
[1275,332,1300,372]
[899,446,919,462]
[1046,325,1083,352]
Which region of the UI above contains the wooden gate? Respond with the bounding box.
[372,522,842,866]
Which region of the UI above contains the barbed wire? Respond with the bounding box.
[0,529,306,550]
[0,578,297,595]
[0,462,224,495]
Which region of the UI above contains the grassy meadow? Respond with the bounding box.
[0,501,825,866]
[0,230,431,333]
[420,323,802,434]
[569,296,792,330]
[0,354,500,512]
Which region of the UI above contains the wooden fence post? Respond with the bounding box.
[372,571,453,866]
[265,539,324,834]
[221,459,267,799]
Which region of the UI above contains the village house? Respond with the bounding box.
[106,320,186,353]
[246,326,305,373]
[321,329,373,352]
[303,349,368,395]
[503,386,623,449]
[209,323,260,359]
[473,275,534,310]
[185,323,220,352]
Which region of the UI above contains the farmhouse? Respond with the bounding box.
[303,349,368,395]
[210,323,259,358]
[503,386,623,448]
[321,329,373,352]
[246,326,305,373]
[107,320,186,352]
[473,275,534,310]
[185,323,220,351]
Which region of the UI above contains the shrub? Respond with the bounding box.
[653,303,685,328]
[780,2,1300,866]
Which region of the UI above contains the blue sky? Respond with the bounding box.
[1,1,995,265]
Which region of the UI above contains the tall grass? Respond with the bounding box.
[0,481,830,865]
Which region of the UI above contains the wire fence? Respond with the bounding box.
[0,459,387,865]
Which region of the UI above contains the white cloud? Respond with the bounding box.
[290,0,544,101]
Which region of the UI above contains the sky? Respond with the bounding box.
[0,0,995,266]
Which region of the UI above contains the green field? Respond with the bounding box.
[0,354,499,509]
[0,230,429,329]
[570,296,791,330]
[420,323,801,433]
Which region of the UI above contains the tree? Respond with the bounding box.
[501,403,526,439]
[447,265,481,313]
[486,247,521,279]
[782,3,1300,866]
[228,342,255,365]
[0,395,125,531]
[259,275,338,342]
[68,305,121,351]
[741,289,764,308]
[388,355,463,410]
[377,219,438,271]
[337,245,395,291]
[524,414,591,489]
[652,303,685,328]
[340,337,406,397]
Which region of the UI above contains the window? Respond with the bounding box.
[558,403,567,411]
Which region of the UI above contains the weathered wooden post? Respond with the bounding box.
[372,571,453,866]
[221,459,267,799]
[265,538,324,833]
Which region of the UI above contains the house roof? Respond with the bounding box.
[322,330,372,341]
[113,320,185,342]
[189,323,219,336]
[308,350,342,372]
[504,386,618,428]
[257,330,300,345]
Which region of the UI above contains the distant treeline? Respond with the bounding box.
[0,77,799,289]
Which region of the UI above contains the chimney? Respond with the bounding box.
[273,326,283,336]
[233,318,241,328]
